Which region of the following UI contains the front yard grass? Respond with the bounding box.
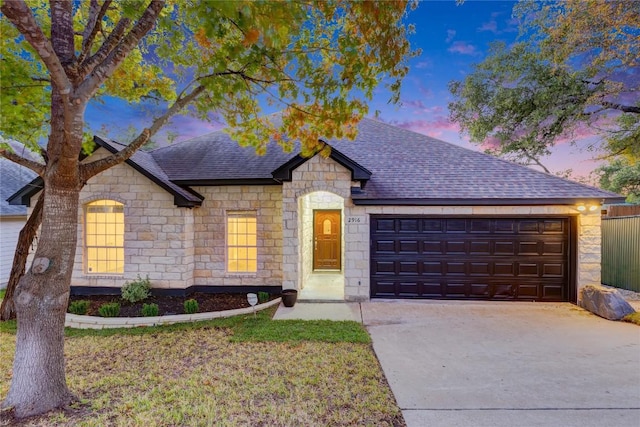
[0,306,403,426]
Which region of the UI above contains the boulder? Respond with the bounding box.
[579,285,636,321]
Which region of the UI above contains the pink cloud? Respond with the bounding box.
[447,41,479,56]
[390,116,461,139]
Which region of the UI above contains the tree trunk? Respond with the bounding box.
[1,182,80,417]
[0,192,44,321]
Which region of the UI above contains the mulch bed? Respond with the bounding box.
[68,293,276,317]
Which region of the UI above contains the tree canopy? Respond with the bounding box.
[448,0,639,200]
[1,0,418,155]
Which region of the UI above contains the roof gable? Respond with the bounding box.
[94,137,203,207]
[1,157,38,215]
[271,144,372,184]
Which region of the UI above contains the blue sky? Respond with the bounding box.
[85,0,601,179]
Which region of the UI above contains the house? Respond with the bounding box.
[8,118,624,302]
[1,154,38,288]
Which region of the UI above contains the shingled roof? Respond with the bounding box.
[1,141,40,216]
[6,117,624,207]
[144,117,623,205]
[94,137,204,207]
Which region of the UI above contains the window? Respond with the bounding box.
[85,200,124,274]
[227,212,257,273]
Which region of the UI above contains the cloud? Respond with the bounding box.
[399,100,445,115]
[401,99,426,109]
[445,29,456,43]
[477,20,498,33]
[447,41,479,56]
[414,60,432,69]
[166,115,224,143]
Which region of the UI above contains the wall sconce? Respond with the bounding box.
[576,203,599,213]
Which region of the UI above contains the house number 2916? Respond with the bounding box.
[347,217,362,223]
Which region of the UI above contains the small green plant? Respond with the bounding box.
[141,303,159,317]
[258,291,270,303]
[68,300,90,315]
[98,302,120,317]
[184,299,199,314]
[121,275,151,303]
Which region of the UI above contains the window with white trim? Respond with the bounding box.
[85,200,124,274]
[227,212,257,273]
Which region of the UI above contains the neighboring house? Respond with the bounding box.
[1,154,38,288]
[9,118,624,302]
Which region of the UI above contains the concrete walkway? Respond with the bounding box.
[362,300,640,427]
[273,302,361,321]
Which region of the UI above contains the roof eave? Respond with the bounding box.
[351,196,626,206]
[94,136,203,207]
[7,176,43,206]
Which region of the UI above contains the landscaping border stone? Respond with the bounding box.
[65,297,281,329]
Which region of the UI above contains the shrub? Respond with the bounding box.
[68,300,90,315]
[121,275,151,303]
[141,303,159,317]
[98,302,120,317]
[184,299,199,314]
[258,291,270,303]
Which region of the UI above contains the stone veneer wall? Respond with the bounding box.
[191,185,283,287]
[282,155,354,291]
[72,150,195,289]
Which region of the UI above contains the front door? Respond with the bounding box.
[313,210,341,270]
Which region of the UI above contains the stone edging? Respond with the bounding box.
[65,297,282,329]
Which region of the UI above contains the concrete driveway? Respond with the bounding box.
[362,301,640,427]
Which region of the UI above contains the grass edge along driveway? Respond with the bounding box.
[0,305,405,427]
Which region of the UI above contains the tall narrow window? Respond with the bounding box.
[85,200,124,274]
[227,212,257,273]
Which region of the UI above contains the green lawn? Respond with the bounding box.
[0,306,404,426]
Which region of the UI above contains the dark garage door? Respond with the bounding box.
[370,217,574,302]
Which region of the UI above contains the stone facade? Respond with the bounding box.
[191,185,282,287]
[281,155,354,292]
[27,150,603,301]
[73,150,195,289]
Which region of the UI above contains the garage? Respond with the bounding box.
[370,216,575,302]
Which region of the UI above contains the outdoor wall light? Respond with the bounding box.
[576,203,599,213]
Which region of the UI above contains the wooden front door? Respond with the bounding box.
[313,210,341,270]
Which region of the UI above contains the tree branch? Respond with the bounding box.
[78,0,112,64]
[80,84,205,181]
[0,191,44,321]
[76,0,165,101]
[0,150,45,176]
[1,0,72,95]
[601,101,640,114]
[78,15,130,79]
